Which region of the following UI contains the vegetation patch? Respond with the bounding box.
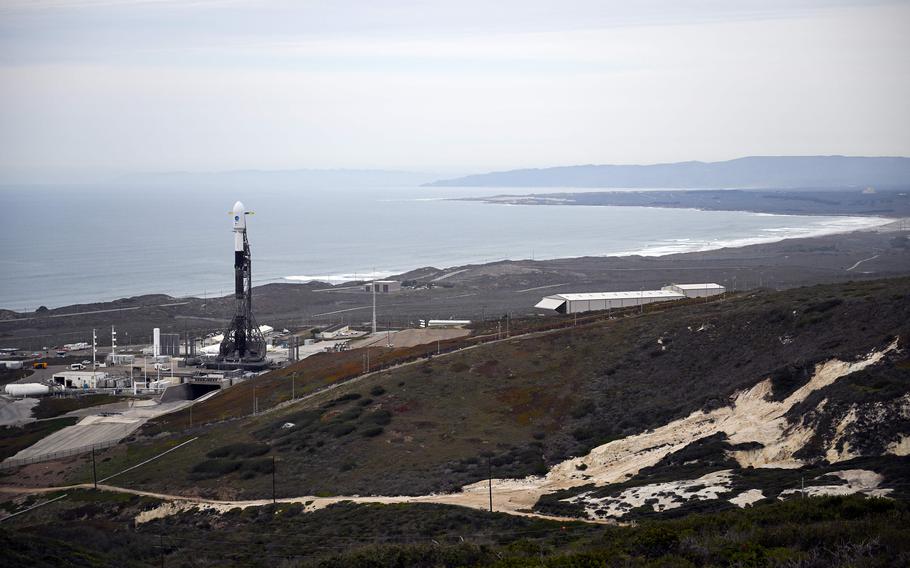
[0,417,78,460]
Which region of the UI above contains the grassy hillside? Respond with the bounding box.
[2,491,908,567]
[68,278,910,501]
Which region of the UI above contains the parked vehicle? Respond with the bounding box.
[70,363,85,370]
[32,362,48,369]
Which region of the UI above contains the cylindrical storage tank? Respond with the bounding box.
[5,383,51,396]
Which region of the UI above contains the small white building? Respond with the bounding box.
[426,319,472,328]
[52,371,108,389]
[318,324,350,340]
[535,290,686,314]
[364,280,401,293]
[662,283,726,298]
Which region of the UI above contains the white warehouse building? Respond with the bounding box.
[535,283,725,314]
[535,290,685,314]
[52,371,108,389]
[662,283,726,298]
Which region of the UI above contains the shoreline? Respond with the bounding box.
[0,214,892,312]
[1,225,909,350]
[458,187,910,220]
[1,216,907,317]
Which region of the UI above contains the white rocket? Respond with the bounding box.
[233,200,247,252]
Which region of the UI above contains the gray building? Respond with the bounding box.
[160,333,181,356]
[364,280,401,293]
[662,283,726,298]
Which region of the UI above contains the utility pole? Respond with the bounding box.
[371,277,377,335]
[272,456,276,504]
[92,328,97,385]
[488,457,493,512]
[92,447,97,489]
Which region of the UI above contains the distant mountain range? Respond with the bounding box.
[116,168,440,188]
[426,156,910,189]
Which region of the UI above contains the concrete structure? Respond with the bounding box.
[662,283,726,298]
[364,280,401,293]
[426,319,472,328]
[318,324,350,339]
[160,333,180,356]
[535,290,686,314]
[106,353,135,366]
[52,371,108,389]
[0,360,24,370]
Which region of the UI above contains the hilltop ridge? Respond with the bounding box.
[427,156,910,188]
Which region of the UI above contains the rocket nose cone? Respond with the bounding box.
[233,201,245,216]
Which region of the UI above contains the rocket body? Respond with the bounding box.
[233,201,247,298]
[233,201,246,252]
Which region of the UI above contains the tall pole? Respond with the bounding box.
[371,278,377,335]
[272,456,276,504]
[92,328,97,385]
[92,447,97,489]
[488,457,493,512]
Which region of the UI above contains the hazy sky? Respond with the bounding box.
[1,0,908,179]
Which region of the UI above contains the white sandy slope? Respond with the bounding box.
[130,339,904,524]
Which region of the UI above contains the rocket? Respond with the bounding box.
[232,200,249,299]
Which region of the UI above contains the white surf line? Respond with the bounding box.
[515,283,569,293]
[311,306,371,317]
[846,254,880,271]
[98,437,199,484]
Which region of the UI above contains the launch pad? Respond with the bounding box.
[208,201,268,371]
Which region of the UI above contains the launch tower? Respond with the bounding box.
[215,201,267,369]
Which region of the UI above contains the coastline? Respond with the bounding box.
[457,187,910,220]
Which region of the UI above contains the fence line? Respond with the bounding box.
[0,438,120,471]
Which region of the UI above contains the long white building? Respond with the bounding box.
[535,290,685,314]
[535,283,725,314]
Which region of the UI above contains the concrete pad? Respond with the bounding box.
[0,397,38,427]
[4,399,192,463]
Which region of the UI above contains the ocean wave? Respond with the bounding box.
[283,271,396,284]
[610,215,889,257]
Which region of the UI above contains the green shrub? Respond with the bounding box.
[206,442,269,459]
[189,459,241,480]
[367,410,392,426]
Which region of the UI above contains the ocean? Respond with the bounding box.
[0,184,888,311]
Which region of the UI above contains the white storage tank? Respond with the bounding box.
[5,383,51,396]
